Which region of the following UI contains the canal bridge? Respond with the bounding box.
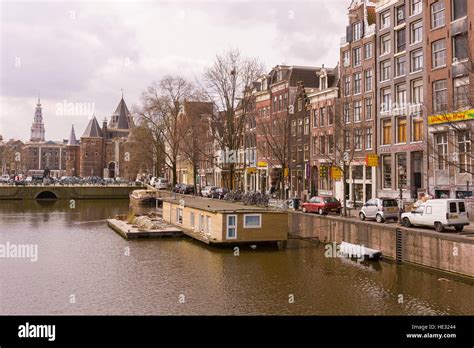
[0,185,138,200]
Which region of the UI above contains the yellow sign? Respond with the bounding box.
[428,109,474,125]
[257,161,268,168]
[331,167,342,180]
[284,168,289,177]
[319,165,328,178]
[366,154,379,167]
[247,167,257,174]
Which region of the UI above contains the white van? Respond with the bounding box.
[401,199,469,232]
[154,178,168,190]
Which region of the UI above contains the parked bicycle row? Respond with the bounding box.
[0,174,143,187]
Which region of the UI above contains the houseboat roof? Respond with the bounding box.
[162,196,286,214]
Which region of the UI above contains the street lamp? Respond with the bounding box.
[398,165,405,221]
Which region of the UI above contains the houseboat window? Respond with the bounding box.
[244,214,262,228]
[199,214,204,232]
[190,211,195,229]
[176,208,183,224]
[206,216,211,234]
[227,215,237,239]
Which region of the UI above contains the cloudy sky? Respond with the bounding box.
[0,0,349,141]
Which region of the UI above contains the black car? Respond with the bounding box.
[173,183,185,193]
[210,187,228,199]
[181,184,195,194]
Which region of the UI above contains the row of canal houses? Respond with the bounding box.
[183,0,474,206]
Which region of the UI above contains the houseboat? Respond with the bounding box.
[129,189,157,206]
[162,196,288,246]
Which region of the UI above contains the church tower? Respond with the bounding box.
[66,125,80,177]
[30,97,45,142]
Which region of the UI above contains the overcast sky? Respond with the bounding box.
[0,0,349,141]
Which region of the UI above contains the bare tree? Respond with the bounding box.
[136,76,198,186]
[126,123,162,180]
[201,49,264,190]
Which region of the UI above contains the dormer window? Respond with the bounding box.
[319,70,328,90]
[277,70,283,81]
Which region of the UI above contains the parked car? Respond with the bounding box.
[25,176,33,183]
[401,199,469,232]
[201,186,217,197]
[302,196,341,215]
[0,174,10,183]
[359,198,399,223]
[154,178,169,190]
[181,184,195,194]
[210,187,228,199]
[149,177,157,186]
[173,183,185,192]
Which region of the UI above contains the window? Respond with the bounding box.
[297,145,303,162]
[353,47,361,67]
[353,72,361,94]
[328,106,334,125]
[380,11,390,29]
[354,101,362,122]
[396,5,405,25]
[436,132,448,170]
[278,95,282,111]
[312,109,318,127]
[381,88,391,112]
[458,131,471,173]
[244,214,261,228]
[312,137,318,154]
[381,34,391,55]
[365,127,373,149]
[344,130,350,150]
[343,50,350,67]
[206,216,211,234]
[304,117,310,134]
[328,135,334,154]
[381,60,390,81]
[396,84,406,109]
[433,80,447,112]
[364,69,372,92]
[190,211,195,229]
[291,120,296,136]
[412,114,423,142]
[226,215,237,239]
[410,20,422,44]
[320,107,326,126]
[297,98,303,112]
[199,214,204,231]
[397,153,407,188]
[353,22,362,41]
[454,77,469,110]
[344,76,351,96]
[382,119,392,145]
[365,98,372,120]
[412,79,423,104]
[431,1,445,28]
[411,0,422,15]
[453,34,468,62]
[176,208,183,224]
[452,0,467,20]
[319,136,326,155]
[304,144,310,161]
[344,103,350,123]
[396,116,407,143]
[382,155,392,188]
[411,49,423,72]
[354,129,362,150]
[364,42,373,59]
[396,28,406,53]
[395,56,406,77]
[432,39,446,68]
[297,119,303,135]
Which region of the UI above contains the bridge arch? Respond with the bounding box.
[35,191,58,200]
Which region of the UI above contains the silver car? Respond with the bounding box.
[359,198,399,223]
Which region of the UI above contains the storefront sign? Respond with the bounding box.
[284,168,289,177]
[379,144,423,153]
[257,161,268,168]
[428,109,474,125]
[319,165,328,178]
[366,154,378,167]
[247,167,257,174]
[331,167,342,180]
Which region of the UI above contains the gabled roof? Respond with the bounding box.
[82,116,103,138]
[67,125,79,145]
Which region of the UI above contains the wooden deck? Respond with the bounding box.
[107,218,183,239]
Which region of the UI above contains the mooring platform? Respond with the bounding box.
[107,218,183,239]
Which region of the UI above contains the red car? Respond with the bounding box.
[302,196,341,215]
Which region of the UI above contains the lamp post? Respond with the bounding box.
[398,165,405,222]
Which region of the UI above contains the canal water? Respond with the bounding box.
[0,200,472,315]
